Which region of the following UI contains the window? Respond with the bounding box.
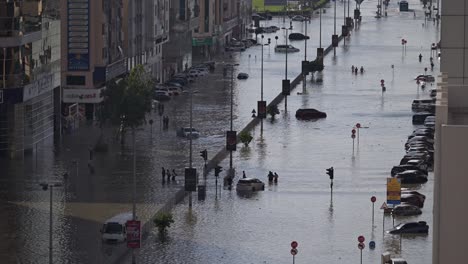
[102,23,106,35]
[102,47,107,59]
[66,75,86,86]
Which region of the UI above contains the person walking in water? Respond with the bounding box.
[242,171,246,178]
[166,169,171,182]
[419,53,423,62]
[274,172,279,183]
[171,169,177,181]
[351,65,355,73]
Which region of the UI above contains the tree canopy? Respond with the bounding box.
[102,65,153,130]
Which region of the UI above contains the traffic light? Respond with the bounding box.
[200,149,207,161]
[326,167,334,180]
[215,166,223,177]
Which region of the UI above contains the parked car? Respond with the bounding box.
[295,108,327,120]
[167,87,181,96]
[291,15,308,21]
[415,75,435,82]
[237,73,249,79]
[412,99,435,111]
[395,170,428,184]
[424,116,435,127]
[153,91,171,101]
[430,89,437,97]
[405,141,434,151]
[236,178,265,192]
[225,46,246,52]
[406,135,434,145]
[387,221,429,234]
[401,193,425,208]
[412,112,433,125]
[392,203,422,216]
[289,33,310,40]
[401,190,426,202]
[405,159,430,171]
[400,154,431,166]
[391,164,427,176]
[275,44,300,53]
[176,127,200,138]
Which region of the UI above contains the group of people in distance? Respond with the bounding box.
[351,65,364,75]
[267,171,279,184]
[161,167,177,183]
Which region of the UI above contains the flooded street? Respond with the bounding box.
[0,0,438,263]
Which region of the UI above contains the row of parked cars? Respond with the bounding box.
[153,62,215,101]
[384,92,436,235]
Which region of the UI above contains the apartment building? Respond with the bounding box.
[433,1,468,264]
[60,0,126,126]
[163,0,200,76]
[123,0,169,82]
[0,0,61,158]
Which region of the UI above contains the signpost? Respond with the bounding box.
[290,241,298,264]
[126,220,141,248]
[386,178,401,205]
[371,196,376,228]
[351,128,356,152]
[380,202,388,235]
[355,123,361,144]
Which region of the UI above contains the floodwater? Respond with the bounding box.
[0,0,439,263]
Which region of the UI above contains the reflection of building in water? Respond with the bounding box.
[0,0,61,158]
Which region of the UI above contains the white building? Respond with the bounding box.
[433,1,468,264]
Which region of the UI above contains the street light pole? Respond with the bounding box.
[285,28,288,111]
[261,35,264,134]
[49,185,53,264]
[229,66,234,169]
[334,0,336,56]
[189,80,193,208]
[343,0,346,46]
[132,128,136,263]
[303,20,307,93]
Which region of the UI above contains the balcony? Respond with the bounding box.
[106,58,127,81]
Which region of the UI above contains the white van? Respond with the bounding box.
[101,212,134,243]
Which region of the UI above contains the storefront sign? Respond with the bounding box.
[387,177,401,205]
[192,37,213,46]
[68,0,90,71]
[23,73,55,101]
[63,88,104,103]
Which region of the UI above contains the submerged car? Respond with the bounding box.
[176,127,200,138]
[387,221,429,234]
[401,193,425,208]
[295,109,327,120]
[289,33,310,40]
[237,73,249,79]
[392,203,422,216]
[236,178,265,192]
[415,75,435,82]
[275,44,300,53]
[391,164,427,176]
[395,170,428,184]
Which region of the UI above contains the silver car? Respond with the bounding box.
[236,178,265,192]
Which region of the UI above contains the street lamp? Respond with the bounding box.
[39,182,63,264]
[260,35,270,134]
[224,63,239,172]
[281,27,292,111]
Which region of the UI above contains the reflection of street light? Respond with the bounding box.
[224,63,239,170]
[260,35,270,134]
[39,182,63,264]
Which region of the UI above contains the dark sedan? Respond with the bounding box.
[395,170,428,184]
[289,33,310,40]
[387,221,429,234]
[401,193,425,208]
[391,164,427,176]
[392,203,422,216]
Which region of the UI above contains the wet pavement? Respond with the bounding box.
[0,0,439,263]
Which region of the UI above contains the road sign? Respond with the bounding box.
[126,220,141,248]
[380,202,388,210]
[356,123,361,128]
[351,134,356,139]
[371,196,376,203]
[358,235,365,243]
[358,242,365,250]
[387,177,401,205]
[290,248,298,255]
[291,241,298,248]
[369,241,376,250]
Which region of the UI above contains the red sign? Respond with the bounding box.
[291,241,298,248]
[356,123,361,128]
[126,220,141,248]
[358,242,365,250]
[290,248,298,255]
[371,196,376,203]
[358,235,365,243]
[351,134,356,139]
[380,79,385,84]
[352,129,356,134]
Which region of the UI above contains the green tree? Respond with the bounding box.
[267,104,280,120]
[153,212,175,239]
[239,131,253,147]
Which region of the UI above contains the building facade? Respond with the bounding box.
[163,0,200,76]
[0,0,61,158]
[60,0,126,127]
[433,1,468,264]
[123,0,169,82]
